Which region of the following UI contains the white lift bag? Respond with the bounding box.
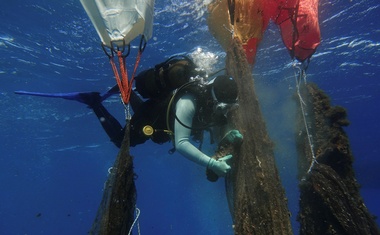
[80,0,155,48]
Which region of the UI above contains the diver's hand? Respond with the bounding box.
[207,154,233,177]
[222,130,243,145]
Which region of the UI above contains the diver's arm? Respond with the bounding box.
[174,94,231,176]
[174,94,210,166]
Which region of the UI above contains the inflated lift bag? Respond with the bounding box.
[80,0,155,48]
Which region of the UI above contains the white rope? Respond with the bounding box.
[293,62,318,174]
[223,24,234,36]
[128,207,141,235]
[125,103,131,121]
[120,94,132,121]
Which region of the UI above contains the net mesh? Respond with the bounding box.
[224,37,293,235]
[295,83,379,234]
[89,124,137,235]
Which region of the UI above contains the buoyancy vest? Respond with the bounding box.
[131,56,228,147]
[130,80,227,147]
[167,81,228,142]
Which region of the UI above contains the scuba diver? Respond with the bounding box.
[15,55,243,180]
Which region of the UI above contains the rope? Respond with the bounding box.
[104,36,146,117]
[128,207,141,235]
[109,50,142,105]
[121,101,131,121]
[293,62,317,174]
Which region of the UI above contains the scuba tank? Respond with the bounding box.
[134,55,204,99]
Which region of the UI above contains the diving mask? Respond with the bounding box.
[211,85,238,117]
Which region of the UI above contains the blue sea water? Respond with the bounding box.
[1,0,379,234]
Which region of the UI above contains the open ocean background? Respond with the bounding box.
[1,0,379,234]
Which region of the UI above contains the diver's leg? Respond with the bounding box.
[91,89,146,148]
[91,103,124,148]
[129,90,144,113]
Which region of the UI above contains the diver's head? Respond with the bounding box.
[209,75,238,118]
[210,75,238,104]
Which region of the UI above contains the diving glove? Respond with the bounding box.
[207,154,233,178]
[207,130,243,182]
[219,129,243,146]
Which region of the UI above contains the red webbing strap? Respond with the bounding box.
[109,50,142,104]
[130,50,142,98]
